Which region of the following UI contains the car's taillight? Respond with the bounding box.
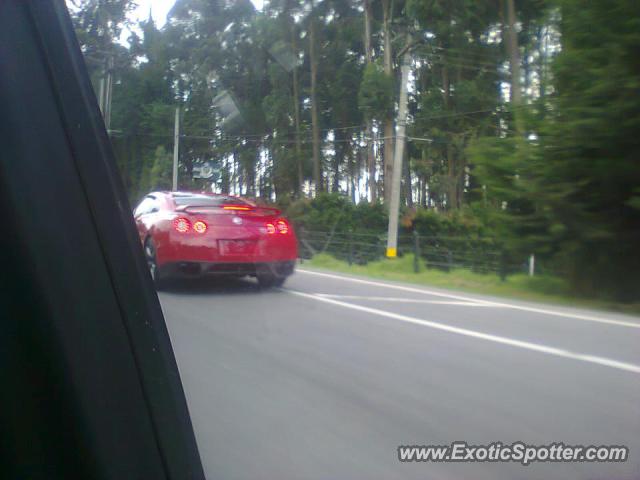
[173,217,191,233]
[265,223,276,234]
[276,219,289,234]
[193,220,207,234]
[223,205,251,211]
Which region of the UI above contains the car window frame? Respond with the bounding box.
[0,3,205,478]
[134,195,159,217]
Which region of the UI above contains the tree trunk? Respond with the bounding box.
[382,0,394,204]
[246,149,257,197]
[264,149,273,200]
[504,0,522,106]
[523,21,531,98]
[363,0,373,64]
[366,124,376,202]
[446,143,457,209]
[290,18,304,195]
[235,150,243,195]
[403,146,413,207]
[421,148,428,207]
[309,10,322,194]
[333,130,344,192]
[441,64,457,210]
[538,24,547,99]
[456,140,464,208]
[363,0,376,203]
[350,146,357,203]
[503,0,526,138]
[221,156,230,194]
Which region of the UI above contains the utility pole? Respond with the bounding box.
[172,106,180,191]
[104,55,114,131]
[98,54,114,132]
[98,68,106,116]
[386,39,412,258]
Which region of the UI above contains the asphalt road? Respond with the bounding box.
[159,268,640,480]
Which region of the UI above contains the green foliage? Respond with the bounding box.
[467,134,550,254]
[466,0,640,300]
[287,193,499,245]
[148,146,173,191]
[70,0,135,54]
[540,0,640,300]
[358,63,394,121]
[468,0,640,299]
[69,0,640,301]
[413,208,492,239]
[286,193,388,234]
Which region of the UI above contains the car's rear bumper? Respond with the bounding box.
[158,233,298,265]
[158,260,296,279]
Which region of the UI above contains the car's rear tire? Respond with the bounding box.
[257,273,286,289]
[144,238,166,289]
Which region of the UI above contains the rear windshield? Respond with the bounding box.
[173,195,251,207]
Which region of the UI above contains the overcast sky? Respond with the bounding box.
[132,0,264,28]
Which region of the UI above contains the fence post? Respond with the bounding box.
[528,253,535,277]
[499,249,507,282]
[413,230,420,273]
[347,230,353,266]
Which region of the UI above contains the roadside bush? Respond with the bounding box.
[285,193,388,234]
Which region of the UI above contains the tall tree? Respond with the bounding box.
[504,0,522,106]
[363,0,377,202]
[381,0,395,203]
[290,12,304,195]
[308,0,323,194]
[539,0,640,298]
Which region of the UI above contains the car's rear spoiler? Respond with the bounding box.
[176,204,282,215]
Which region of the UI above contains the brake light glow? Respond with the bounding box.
[265,223,276,234]
[173,217,191,233]
[223,205,251,211]
[193,220,208,234]
[276,219,289,234]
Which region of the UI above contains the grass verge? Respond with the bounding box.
[302,253,640,315]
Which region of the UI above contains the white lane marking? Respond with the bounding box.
[315,294,495,306]
[297,269,640,329]
[286,289,640,374]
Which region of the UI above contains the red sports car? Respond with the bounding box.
[133,191,297,288]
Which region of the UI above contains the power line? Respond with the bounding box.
[416,109,496,120]
[424,58,505,75]
[180,123,368,140]
[115,101,501,146]
[415,47,507,71]
[112,131,489,146]
[110,108,501,144]
[183,110,498,139]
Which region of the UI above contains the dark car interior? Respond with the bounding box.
[0,2,205,478]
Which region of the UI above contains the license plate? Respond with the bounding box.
[218,239,256,256]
